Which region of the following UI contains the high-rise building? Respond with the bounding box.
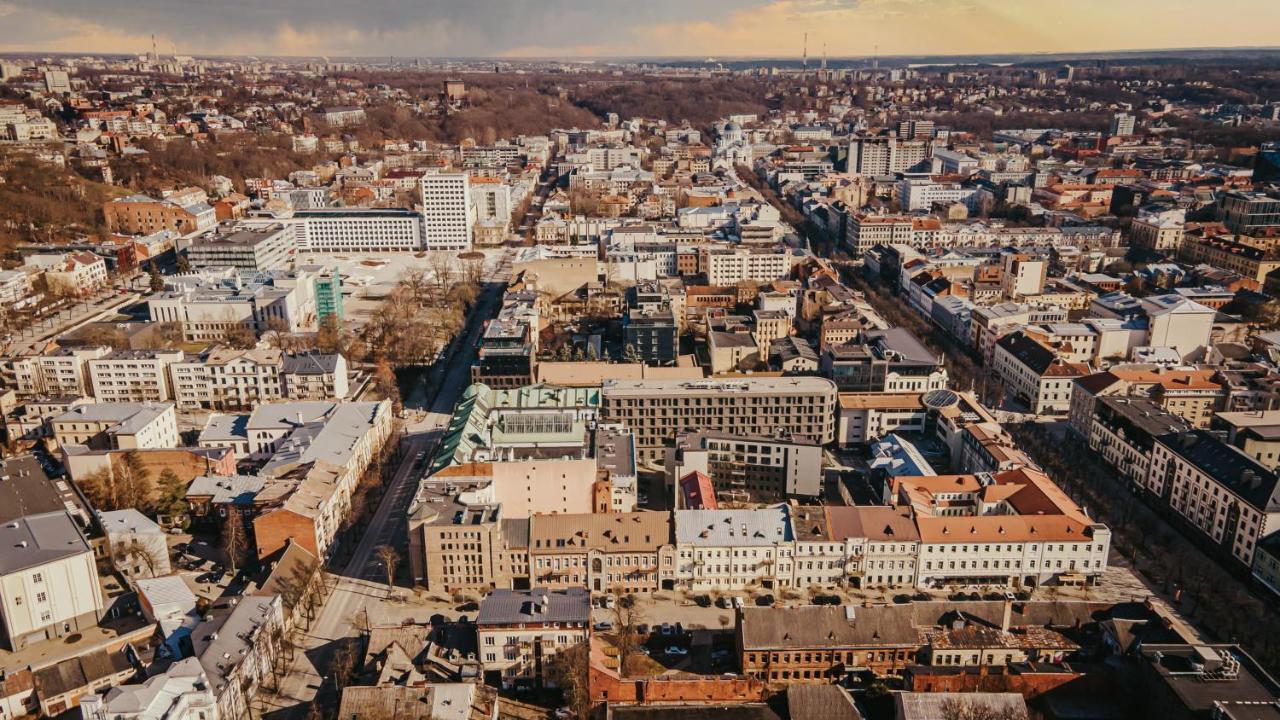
[420,170,473,251]
[1109,112,1136,137]
[43,70,70,94]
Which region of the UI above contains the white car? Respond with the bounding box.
[732,596,745,609]
[664,646,689,657]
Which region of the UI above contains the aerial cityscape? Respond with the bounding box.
[1,4,1280,720]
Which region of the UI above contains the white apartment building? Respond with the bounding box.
[674,507,795,591]
[9,346,110,397]
[846,214,916,254]
[470,178,514,226]
[38,252,108,295]
[897,176,980,212]
[0,511,103,650]
[1146,431,1280,568]
[704,249,793,286]
[421,170,473,250]
[170,346,283,410]
[991,332,1089,416]
[0,269,32,305]
[475,588,590,689]
[99,509,172,580]
[193,594,284,720]
[87,349,183,403]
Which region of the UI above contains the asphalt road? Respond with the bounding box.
[268,250,513,717]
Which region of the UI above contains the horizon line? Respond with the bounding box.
[2,44,1280,63]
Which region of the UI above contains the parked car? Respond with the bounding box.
[813,594,842,605]
[694,594,712,608]
[658,623,674,636]
[755,594,774,606]
[715,596,731,609]
[594,621,613,632]
[664,646,689,657]
[731,596,745,609]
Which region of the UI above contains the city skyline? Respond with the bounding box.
[2,0,1279,59]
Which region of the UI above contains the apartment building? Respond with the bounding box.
[281,352,349,401]
[105,194,216,236]
[52,402,179,451]
[1130,209,1186,252]
[601,377,838,463]
[1088,396,1190,487]
[821,328,947,393]
[99,509,172,580]
[421,170,473,250]
[846,214,915,254]
[663,429,823,504]
[193,400,394,561]
[1146,431,1280,568]
[170,346,282,410]
[38,252,109,295]
[673,506,795,592]
[836,393,927,446]
[1178,234,1280,283]
[991,331,1089,416]
[9,345,110,397]
[893,468,1112,589]
[1069,367,1224,438]
[1211,410,1280,468]
[193,594,284,720]
[171,348,348,409]
[825,505,922,589]
[87,349,183,403]
[476,588,590,689]
[704,248,793,285]
[528,512,675,594]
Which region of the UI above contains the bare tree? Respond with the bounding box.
[545,642,591,719]
[375,545,400,597]
[611,592,643,676]
[117,542,162,579]
[940,697,1029,720]
[222,511,249,576]
[329,642,358,693]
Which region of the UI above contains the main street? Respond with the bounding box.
[267,249,513,718]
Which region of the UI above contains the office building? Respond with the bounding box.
[187,222,293,272]
[421,170,473,250]
[601,378,838,463]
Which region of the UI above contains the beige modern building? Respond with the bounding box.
[601,377,837,463]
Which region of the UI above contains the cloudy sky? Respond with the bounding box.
[1,0,1277,59]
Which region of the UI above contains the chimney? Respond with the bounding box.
[1001,597,1013,633]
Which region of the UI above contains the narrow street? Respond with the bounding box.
[266,250,513,718]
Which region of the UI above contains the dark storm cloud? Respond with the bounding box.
[1,0,773,56]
